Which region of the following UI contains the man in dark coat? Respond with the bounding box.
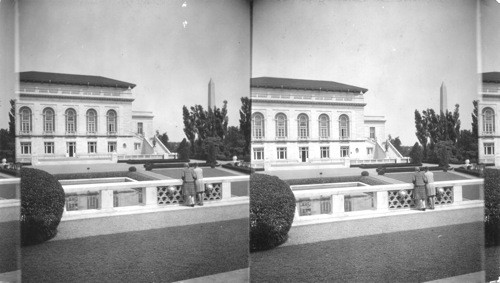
[412,167,428,211]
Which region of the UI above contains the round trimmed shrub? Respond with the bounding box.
[21,168,65,246]
[128,166,137,172]
[361,171,369,177]
[144,163,153,171]
[250,173,296,252]
[378,168,386,175]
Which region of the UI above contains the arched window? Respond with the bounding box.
[275,113,287,138]
[43,108,55,133]
[19,107,32,133]
[483,108,495,134]
[252,113,265,139]
[297,114,309,138]
[107,110,117,134]
[339,114,349,138]
[318,114,330,138]
[65,108,77,133]
[86,109,97,133]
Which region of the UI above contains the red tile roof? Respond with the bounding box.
[482,72,500,83]
[19,71,136,89]
[251,77,367,93]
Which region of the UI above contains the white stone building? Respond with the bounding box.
[16,71,174,164]
[478,72,500,164]
[250,77,405,170]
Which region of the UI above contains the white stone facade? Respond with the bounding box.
[15,72,162,164]
[478,73,500,164]
[250,77,403,170]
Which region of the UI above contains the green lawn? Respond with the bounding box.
[0,183,18,199]
[22,219,248,283]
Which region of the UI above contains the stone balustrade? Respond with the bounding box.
[291,178,484,219]
[116,154,165,160]
[61,175,249,214]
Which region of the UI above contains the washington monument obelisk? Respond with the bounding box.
[440,82,447,113]
[208,78,215,109]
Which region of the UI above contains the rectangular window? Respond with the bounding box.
[484,143,495,155]
[370,127,375,139]
[277,147,287,160]
[108,142,117,153]
[367,147,374,155]
[44,142,54,154]
[340,146,349,157]
[320,146,329,158]
[253,148,264,160]
[88,142,97,153]
[21,142,31,155]
[137,122,143,135]
[134,143,141,150]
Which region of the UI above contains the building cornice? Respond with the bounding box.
[251,98,366,107]
[19,93,135,103]
[132,115,154,119]
[479,135,500,139]
[252,139,366,144]
[16,134,135,138]
[481,94,500,100]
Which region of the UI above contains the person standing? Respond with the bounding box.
[412,167,428,211]
[181,163,197,207]
[193,163,204,206]
[424,167,436,210]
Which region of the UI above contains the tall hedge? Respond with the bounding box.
[250,173,296,251]
[21,168,66,246]
[484,168,500,246]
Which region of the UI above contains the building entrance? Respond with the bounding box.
[67,142,76,157]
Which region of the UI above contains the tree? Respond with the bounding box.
[223,126,246,158]
[182,106,196,153]
[239,97,251,155]
[435,140,454,167]
[183,101,229,159]
[177,138,190,160]
[389,135,403,154]
[415,104,462,163]
[472,100,478,139]
[203,137,223,166]
[414,110,428,156]
[157,131,170,148]
[0,100,16,161]
[457,129,478,162]
[409,142,423,164]
[8,99,15,136]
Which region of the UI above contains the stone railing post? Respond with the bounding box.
[376,191,389,211]
[222,180,231,199]
[331,194,345,213]
[143,186,158,206]
[453,185,463,203]
[100,189,114,209]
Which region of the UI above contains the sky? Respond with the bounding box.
[2,0,250,142]
[252,0,479,146]
[481,0,500,72]
[2,0,500,146]
[0,0,17,126]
